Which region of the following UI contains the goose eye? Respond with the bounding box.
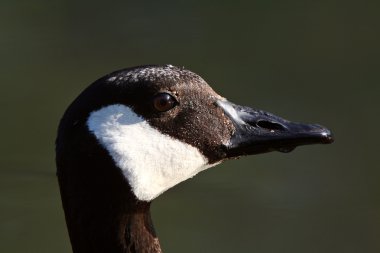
[153,93,178,112]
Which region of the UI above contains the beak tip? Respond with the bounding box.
[320,130,334,144]
[309,124,334,144]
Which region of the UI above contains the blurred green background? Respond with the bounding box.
[1,0,379,252]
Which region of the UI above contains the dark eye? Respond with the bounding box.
[152,93,178,112]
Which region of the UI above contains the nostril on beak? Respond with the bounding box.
[256,120,286,131]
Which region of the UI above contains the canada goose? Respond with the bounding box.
[56,64,333,253]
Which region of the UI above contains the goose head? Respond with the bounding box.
[56,64,333,253]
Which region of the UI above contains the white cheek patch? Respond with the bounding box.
[87,104,214,201]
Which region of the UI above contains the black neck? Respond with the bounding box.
[58,170,162,253]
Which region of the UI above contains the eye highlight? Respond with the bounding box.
[152,93,178,112]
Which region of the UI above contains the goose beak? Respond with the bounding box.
[217,100,334,158]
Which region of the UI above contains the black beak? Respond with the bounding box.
[217,100,334,158]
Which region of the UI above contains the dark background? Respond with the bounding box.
[1,1,379,252]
